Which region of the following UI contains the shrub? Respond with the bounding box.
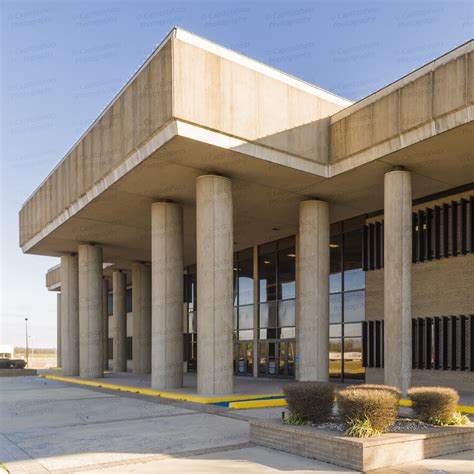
[344,416,381,438]
[450,411,469,426]
[283,381,335,423]
[407,387,462,425]
[337,384,401,434]
[283,412,305,425]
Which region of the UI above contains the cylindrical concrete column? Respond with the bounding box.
[102,278,109,371]
[57,293,61,368]
[132,263,151,374]
[151,202,183,388]
[384,170,412,392]
[60,254,79,376]
[196,175,233,395]
[296,200,330,382]
[113,270,127,373]
[78,244,103,379]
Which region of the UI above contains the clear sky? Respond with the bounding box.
[1,0,472,348]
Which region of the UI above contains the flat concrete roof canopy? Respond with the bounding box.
[20,29,473,268]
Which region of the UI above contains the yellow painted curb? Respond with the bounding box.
[39,374,283,404]
[229,398,287,409]
[398,399,474,414]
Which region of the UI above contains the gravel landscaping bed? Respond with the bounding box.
[304,417,439,433]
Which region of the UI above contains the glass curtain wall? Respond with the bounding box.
[233,248,254,376]
[330,219,366,381]
[258,236,296,378]
[184,266,197,371]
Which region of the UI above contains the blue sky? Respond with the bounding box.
[1,0,472,348]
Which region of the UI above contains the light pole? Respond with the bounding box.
[25,318,29,367]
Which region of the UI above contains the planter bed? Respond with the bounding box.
[249,418,474,471]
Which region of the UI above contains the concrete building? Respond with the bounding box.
[23,29,473,394]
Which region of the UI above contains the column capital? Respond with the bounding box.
[197,174,231,182]
[385,165,409,175]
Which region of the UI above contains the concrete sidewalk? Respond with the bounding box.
[1,375,473,473]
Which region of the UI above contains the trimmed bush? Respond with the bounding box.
[337,384,401,434]
[407,387,460,425]
[283,381,335,423]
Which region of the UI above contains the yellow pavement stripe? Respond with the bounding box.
[229,398,287,409]
[40,375,474,414]
[39,374,284,404]
[230,397,474,413]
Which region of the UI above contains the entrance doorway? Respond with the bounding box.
[234,342,253,376]
[258,340,295,378]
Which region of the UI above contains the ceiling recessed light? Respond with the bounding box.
[329,244,339,248]
[287,253,296,258]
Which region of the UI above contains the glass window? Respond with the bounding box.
[329,338,342,378]
[278,299,295,327]
[344,322,362,337]
[330,324,342,338]
[259,342,268,375]
[233,257,239,307]
[233,307,238,330]
[186,271,197,312]
[239,330,253,341]
[238,305,253,330]
[280,327,295,339]
[259,301,277,328]
[126,336,132,360]
[189,312,197,334]
[278,246,295,300]
[330,234,342,293]
[343,338,364,379]
[259,252,277,302]
[330,294,342,323]
[107,293,113,316]
[344,291,365,322]
[287,341,295,377]
[126,288,132,313]
[344,229,365,291]
[238,256,254,305]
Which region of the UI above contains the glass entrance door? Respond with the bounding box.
[258,340,295,378]
[234,342,253,376]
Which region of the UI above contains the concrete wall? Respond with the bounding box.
[172,34,345,164]
[330,42,473,170]
[19,40,173,247]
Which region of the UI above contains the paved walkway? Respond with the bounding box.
[1,375,473,473]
